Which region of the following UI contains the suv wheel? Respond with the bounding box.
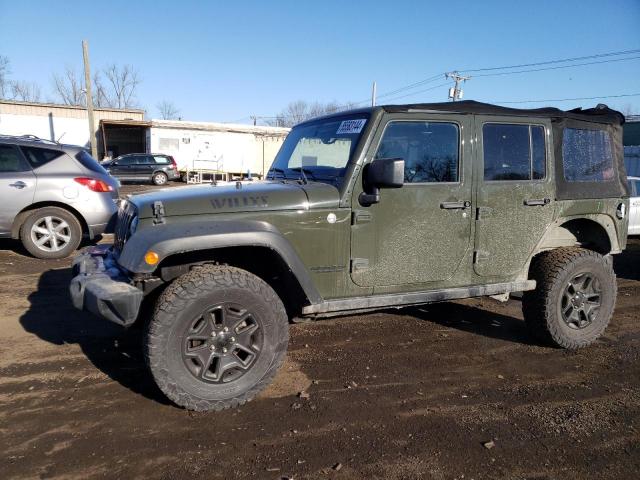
[152,171,168,186]
[20,207,82,259]
[145,265,289,411]
[522,247,616,349]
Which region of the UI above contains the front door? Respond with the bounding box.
[473,117,555,278]
[350,114,473,288]
[0,144,36,234]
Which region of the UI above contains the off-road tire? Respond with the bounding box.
[20,207,82,259]
[145,264,289,411]
[152,171,168,186]
[522,247,616,349]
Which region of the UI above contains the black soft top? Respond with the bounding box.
[381,100,625,125]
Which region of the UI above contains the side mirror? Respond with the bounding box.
[359,157,404,206]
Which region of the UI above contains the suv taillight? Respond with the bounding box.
[169,156,177,169]
[74,177,113,192]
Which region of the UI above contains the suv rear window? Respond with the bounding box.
[75,150,109,174]
[562,128,614,182]
[20,146,64,168]
[153,155,170,164]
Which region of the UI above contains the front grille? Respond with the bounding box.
[113,201,137,251]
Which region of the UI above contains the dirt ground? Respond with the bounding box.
[1,183,639,479]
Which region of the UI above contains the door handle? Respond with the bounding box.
[9,181,27,189]
[440,200,471,209]
[523,198,551,206]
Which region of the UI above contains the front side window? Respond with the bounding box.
[563,128,614,182]
[483,124,546,181]
[20,146,64,169]
[375,121,459,183]
[0,144,30,172]
[116,156,135,166]
[268,114,369,187]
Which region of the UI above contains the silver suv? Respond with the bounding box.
[0,135,119,259]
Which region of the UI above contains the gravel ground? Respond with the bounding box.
[0,182,639,479]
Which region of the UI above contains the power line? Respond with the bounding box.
[472,55,640,78]
[382,81,454,103]
[492,92,640,104]
[460,48,640,73]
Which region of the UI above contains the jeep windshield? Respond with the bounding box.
[267,113,369,187]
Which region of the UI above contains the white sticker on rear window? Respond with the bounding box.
[336,119,367,135]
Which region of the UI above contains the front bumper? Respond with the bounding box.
[69,245,143,327]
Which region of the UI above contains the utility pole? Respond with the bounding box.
[371,81,377,106]
[82,40,97,158]
[250,115,257,126]
[445,71,471,102]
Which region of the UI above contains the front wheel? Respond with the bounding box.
[522,248,616,349]
[145,265,289,411]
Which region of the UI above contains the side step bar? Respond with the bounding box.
[302,280,536,316]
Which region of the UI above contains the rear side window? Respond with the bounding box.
[0,144,30,172]
[20,146,64,169]
[483,124,546,181]
[153,155,170,164]
[562,128,614,182]
[75,150,109,174]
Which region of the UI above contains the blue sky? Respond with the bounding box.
[1,0,639,122]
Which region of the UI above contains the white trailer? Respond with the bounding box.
[147,120,289,182]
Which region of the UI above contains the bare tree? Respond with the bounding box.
[103,64,140,108]
[9,80,41,102]
[267,100,358,127]
[92,72,109,108]
[156,100,180,120]
[0,55,10,99]
[51,67,85,106]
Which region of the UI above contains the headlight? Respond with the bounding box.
[129,216,139,236]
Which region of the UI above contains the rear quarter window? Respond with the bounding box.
[562,128,614,182]
[153,156,170,164]
[75,150,109,174]
[20,146,65,169]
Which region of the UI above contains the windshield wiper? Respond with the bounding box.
[289,167,316,184]
[267,167,288,180]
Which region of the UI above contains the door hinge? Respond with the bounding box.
[351,211,372,225]
[476,206,493,220]
[350,258,369,273]
[474,250,490,264]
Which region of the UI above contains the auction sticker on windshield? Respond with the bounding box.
[336,119,367,135]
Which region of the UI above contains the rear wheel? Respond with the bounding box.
[152,171,168,186]
[522,248,616,349]
[145,265,289,411]
[20,207,82,259]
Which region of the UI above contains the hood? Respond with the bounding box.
[129,180,340,219]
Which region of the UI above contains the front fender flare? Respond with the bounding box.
[117,220,322,304]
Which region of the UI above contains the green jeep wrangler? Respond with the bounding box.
[70,101,629,411]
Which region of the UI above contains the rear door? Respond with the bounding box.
[136,155,156,178]
[0,144,36,234]
[473,117,555,278]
